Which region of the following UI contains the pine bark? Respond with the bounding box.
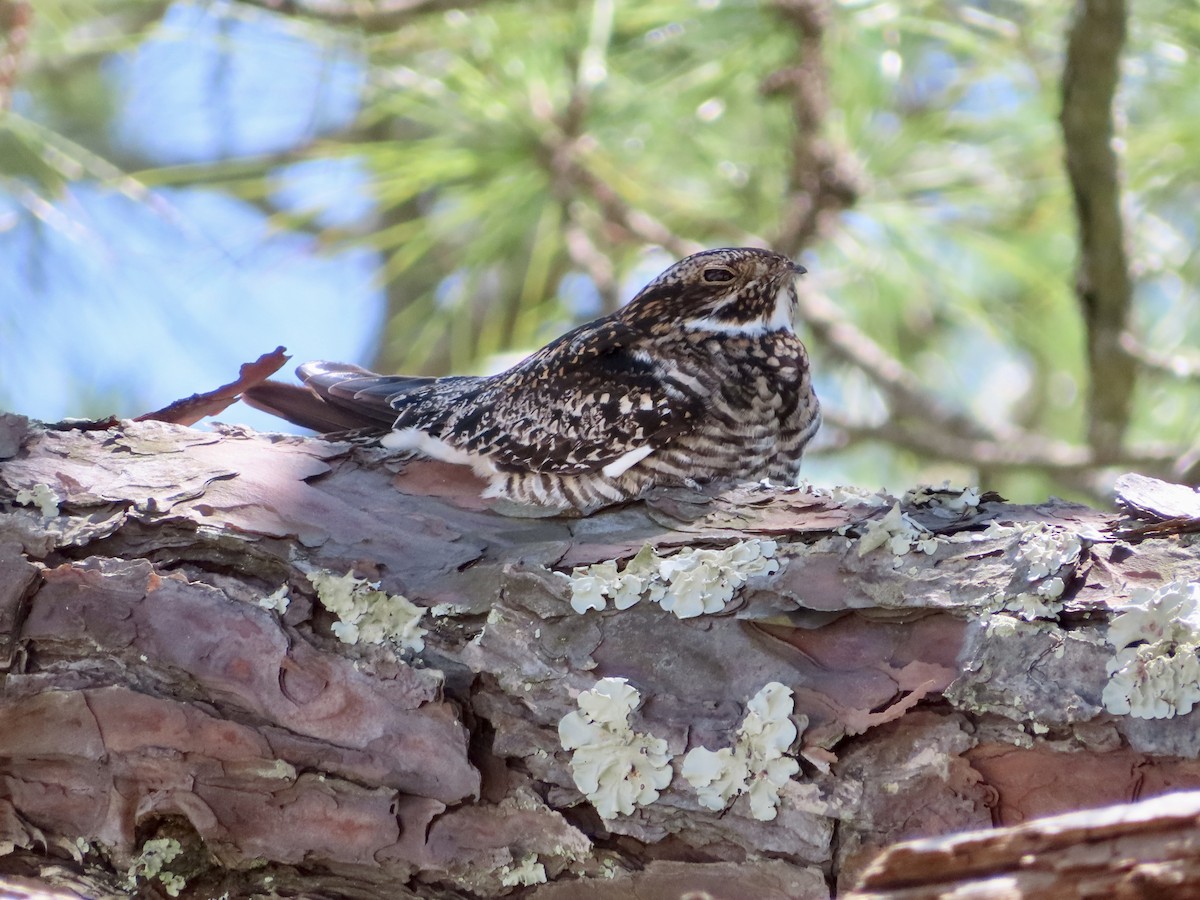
[1,414,1198,899]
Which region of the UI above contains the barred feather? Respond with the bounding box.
[253,248,821,513]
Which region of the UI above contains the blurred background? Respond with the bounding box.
[1,0,1197,504]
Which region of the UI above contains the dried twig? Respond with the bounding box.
[136,347,291,426]
[1120,333,1200,381]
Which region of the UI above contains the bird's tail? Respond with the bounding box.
[242,361,439,433]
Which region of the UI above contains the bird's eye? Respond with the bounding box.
[703,267,735,283]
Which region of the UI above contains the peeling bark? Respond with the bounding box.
[846,791,1200,899]
[1,414,1199,898]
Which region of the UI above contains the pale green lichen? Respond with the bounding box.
[568,539,779,619]
[558,677,673,819]
[499,853,547,887]
[948,521,1082,620]
[1103,580,1200,719]
[15,483,59,518]
[997,524,1082,621]
[307,570,426,650]
[947,519,1013,545]
[1018,526,1082,580]
[855,503,938,561]
[257,584,290,614]
[904,482,982,516]
[800,480,892,508]
[124,838,185,897]
[681,682,801,821]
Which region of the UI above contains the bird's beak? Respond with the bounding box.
[792,262,808,276]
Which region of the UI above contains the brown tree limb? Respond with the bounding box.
[846,791,1200,899]
[764,0,861,256]
[3,416,1200,897]
[1121,332,1200,381]
[796,284,994,441]
[235,0,496,31]
[0,1,30,112]
[821,408,1182,477]
[1060,0,1137,460]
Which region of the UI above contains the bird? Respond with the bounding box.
[243,247,821,513]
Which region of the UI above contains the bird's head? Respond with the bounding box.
[621,247,806,336]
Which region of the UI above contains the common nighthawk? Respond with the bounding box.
[244,248,820,513]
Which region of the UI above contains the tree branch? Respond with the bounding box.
[1121,332,1200,382]
[1060,0,1136,460]
[764,0,861,256]
[4,416,1200,896]
[235,0,497,30]
[794,284,998,442]
[0,0,30,112]
[821,407,1181,478]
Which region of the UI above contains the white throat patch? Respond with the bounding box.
[683,285,796,336]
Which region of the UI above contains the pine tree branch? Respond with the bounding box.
[235,0,497,30]
[765,0,861,256]
[1060,0,1136,460]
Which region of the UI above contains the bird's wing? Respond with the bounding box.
[394,320,705,476]
[299,361,486,426]
[242,362,484,433]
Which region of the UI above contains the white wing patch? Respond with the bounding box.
[382,427,499,479]
[601,444,655,478]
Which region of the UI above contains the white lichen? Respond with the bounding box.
[558,677,673,819]
[681,682,801,821]
[947,519,1014,544]
[998,525,1082,620]
[568,539,778,619]
[799,480,893,508]
[307,570,426,651]
[1103,580,1200,719]
[15,483,59,518]
[124,838,185,897]
[1018,525,1082,581]
[499,853,547,887]
[855,503,939,561]
[258,584,290,614]
[903,482,982,517]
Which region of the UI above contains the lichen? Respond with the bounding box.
[499,853,547,887]
[799,480,892,507]
[15,483,59,518]
[855,503,938,561]
[904,482,982,516]
[258,584,290,614]
[996,524,1082,620]
[558,677,673,819]
[1103,580,1200,719]
[307,570,426,650]
[568,539,779,619]
[124,838,185,897]
[1017,525,1082,580]
[681,682,801,821]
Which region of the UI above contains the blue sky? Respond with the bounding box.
[0,2,383,431]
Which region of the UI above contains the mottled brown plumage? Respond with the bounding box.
[248,248,821,512]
